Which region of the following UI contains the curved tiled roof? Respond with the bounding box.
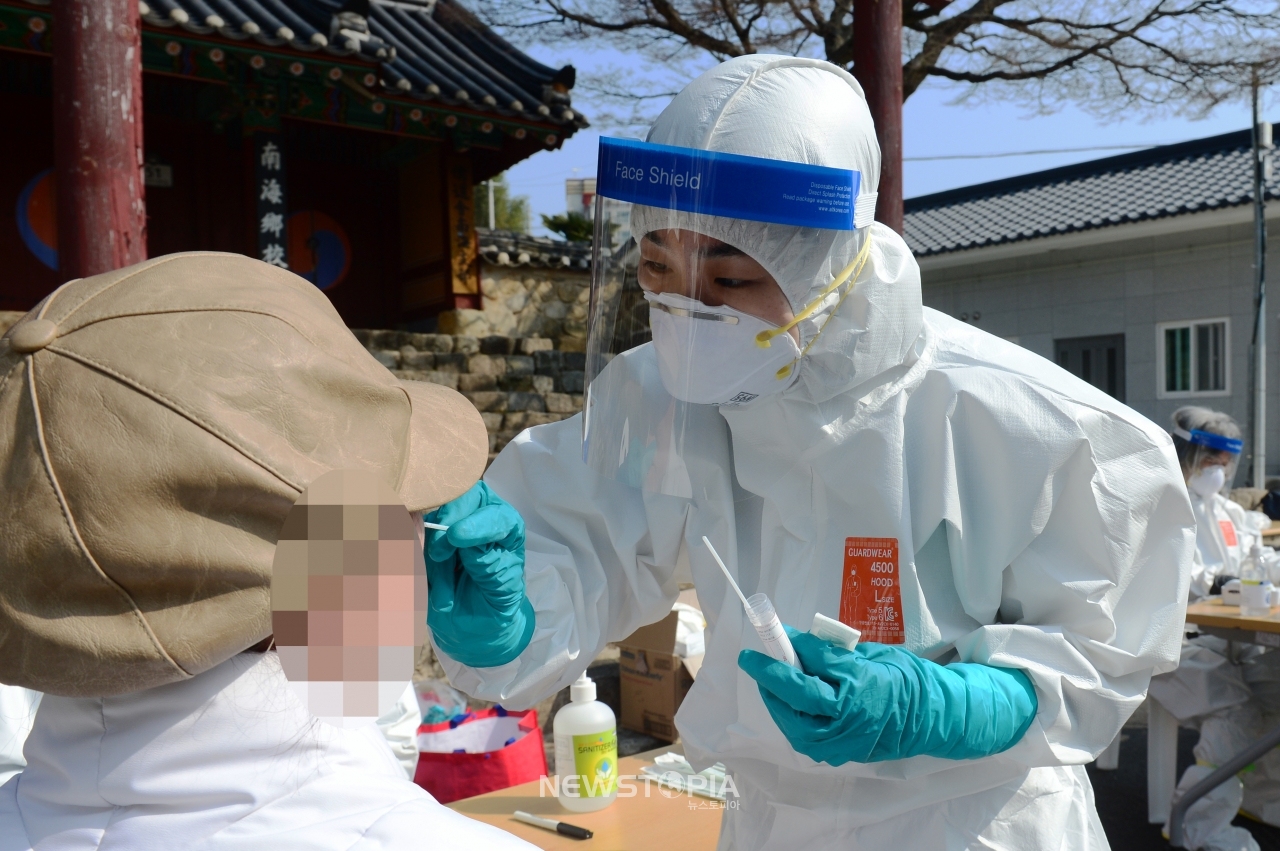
[477,228,591,270]
[905,129,1279,257]
[132,0,584,126]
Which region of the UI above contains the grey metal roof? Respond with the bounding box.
[904,129,1279,257]
[135,0,584,126]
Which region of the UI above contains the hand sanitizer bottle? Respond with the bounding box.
[553,671,618,812]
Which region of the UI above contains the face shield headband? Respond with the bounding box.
[597,136,877,233]
[1172,426,1244,455]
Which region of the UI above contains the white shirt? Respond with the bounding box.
[0,652,535,851]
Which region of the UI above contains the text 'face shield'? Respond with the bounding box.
[583,138,872,495]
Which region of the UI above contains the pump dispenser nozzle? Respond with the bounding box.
[570,671,596,703]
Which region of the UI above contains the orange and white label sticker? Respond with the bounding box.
[1220,519,1239,548]
[839,537,904,645]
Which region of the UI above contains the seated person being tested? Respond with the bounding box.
[0,254,537,851]
[424,56,1196,850]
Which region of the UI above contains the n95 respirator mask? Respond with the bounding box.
[644,291,800,407]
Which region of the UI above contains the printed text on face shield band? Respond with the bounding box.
[596,137,860,230]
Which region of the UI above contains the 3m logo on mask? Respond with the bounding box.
[839,537,904,644]
[723,392,758,407]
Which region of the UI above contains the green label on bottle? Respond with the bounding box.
[572,730,617,797]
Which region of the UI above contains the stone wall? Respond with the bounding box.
[352,328,585,460]
[436,230,591,351]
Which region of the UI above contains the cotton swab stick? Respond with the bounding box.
[423,521,449,532]
[703,536,750,609]
[703,536,799,668]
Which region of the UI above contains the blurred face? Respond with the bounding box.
[272,469,427,729]
[639,229,797,340]
[1200,451,1234,471]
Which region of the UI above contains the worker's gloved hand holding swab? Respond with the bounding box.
[422,482,535,668]
[703,536,799,669]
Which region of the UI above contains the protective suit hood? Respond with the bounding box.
[632,55,922,404]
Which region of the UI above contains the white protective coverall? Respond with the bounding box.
[0,652,535,851]
[1189,490,1266,600]
[436,56,1195,850]
[1148,488,1261,723]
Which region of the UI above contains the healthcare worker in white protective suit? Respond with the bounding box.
[423,56,1195,850]
[1150,409,1280,842]
[1170,407,1266,600]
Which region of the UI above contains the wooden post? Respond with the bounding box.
[445,152,479,310]
[852,0,903,233]
[53,0,146,277]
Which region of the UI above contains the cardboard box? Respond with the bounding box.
[617,611,704,742]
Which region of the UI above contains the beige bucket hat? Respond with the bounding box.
[0,252,488,697]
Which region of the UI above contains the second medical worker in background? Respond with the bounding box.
[1171,406,1267,599]
[423,55,1196,850]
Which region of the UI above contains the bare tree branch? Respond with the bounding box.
[469,0,1280,129]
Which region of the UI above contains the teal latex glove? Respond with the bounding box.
[738,626,1037,766]
[424,482,535,668]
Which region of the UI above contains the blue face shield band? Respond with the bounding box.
[595,137,875,230]
[1173,426,1244,455]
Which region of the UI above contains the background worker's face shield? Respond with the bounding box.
[1174,426,1244,495]
[583,137,875,495]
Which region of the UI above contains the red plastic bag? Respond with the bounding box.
[413,707,547,804]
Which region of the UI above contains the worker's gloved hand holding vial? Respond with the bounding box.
[703,537,799,668]
[738,628,1039,766]
[424,481,535,668]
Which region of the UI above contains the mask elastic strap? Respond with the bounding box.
[755,232,874,380]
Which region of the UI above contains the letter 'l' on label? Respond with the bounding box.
[839,537,903,645]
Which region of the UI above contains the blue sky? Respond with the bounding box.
[502,45,1265,237]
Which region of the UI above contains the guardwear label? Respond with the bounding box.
[596,137,860,230]
[1220,520,1238,547]
[572,730,617,797]
[839,537,904,644]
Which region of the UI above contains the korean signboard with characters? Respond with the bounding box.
[255,133,288,269]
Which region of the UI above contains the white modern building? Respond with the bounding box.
[566,177,632,247]
[905,129,1278,481]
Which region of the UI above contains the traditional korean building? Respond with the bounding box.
[0,0,585,329]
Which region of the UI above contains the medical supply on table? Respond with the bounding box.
[513,811,593,840]
[423,520,449,532]
[810,613,860,651]
[414,678,469,724]
[553,671,618,812]
[703,536,798,669]
[1240,544,1274,617]
[639,752,731,801]
[424,482,535,668]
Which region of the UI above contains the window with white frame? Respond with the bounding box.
[1156,318,1229,398]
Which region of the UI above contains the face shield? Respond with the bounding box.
[583,137,876,495]
[1174,426,1243,497]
